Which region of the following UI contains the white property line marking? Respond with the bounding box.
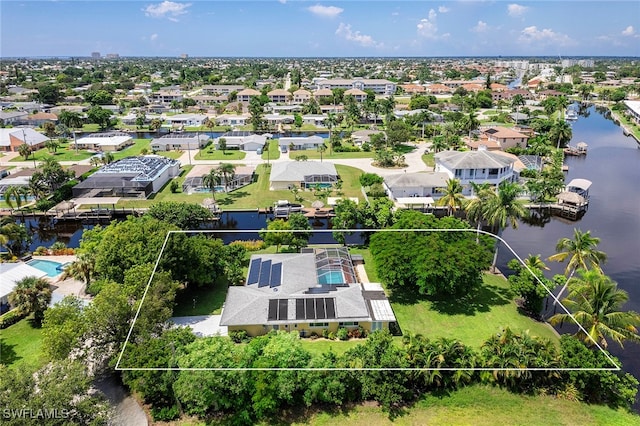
[115,228,621,371]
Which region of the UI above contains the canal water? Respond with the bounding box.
[20,105,640,410]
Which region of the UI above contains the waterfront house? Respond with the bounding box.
[236,88,261,103]
[465,126,530,151]
[278,136,325,151]
[435,148,517,196]
[267,89,291,104]
[150,133,209,151]
[72,155,180,198]
[164,113,208,128]
[269,161,338,190]
[0,262,48,311]
[182,165,255,194]
[0,127,49,152]
[219,248,397,337]
[383,172,450,200]
[624,100,640,125]
[74,132,134,152]
[292,89,312,104]
[216,131,266,151]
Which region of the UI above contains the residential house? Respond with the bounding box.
[301,114,326,127]
[313,88,333,101]
[267,89,291,104]
[383,172,450,199]
[344,88,367,103]
[150,133,209,151]
[316,78,396,96]
[278,136,326,151]
[269,161,337,190]
[200,85,244,95]
[624,100,640,125]
[164,113,208,128]
[264,114,295,128]
[182,165,255,194]
[237,88,261,103]
[20,112,58,127]
[434,148,517,196]
[148,90,183,106]
[0,127,48,152]
[214,114,249,127]
[426,83,454,94]
[292,89,312,104]
[74,133,134,152]
[220,248,397,337]
[72,155,180,198]
[216,131,267,151]
[0,111,28,125]
[466,126,529,151]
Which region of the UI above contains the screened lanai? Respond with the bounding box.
[314,247,357,285]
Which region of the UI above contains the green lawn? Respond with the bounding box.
[157,150,184,160]
[10,143,93,162]
[391,273,559,348]
[300,338,363,357]
[279,385,640,426]
[111,139,152,160]
[613,111,640,140]
[117,163,365,210]
[195,147,246,160]
[173,285,228,316]
[0,316,46,369]
[421,153,435,167]
[261,140,280,161]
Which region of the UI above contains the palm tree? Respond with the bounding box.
[549,269,640,349]
[464,182,495,243]
[524,254,550,271]
[3,186,28,209]
[430,135,448,153]
[548,228,607,300]
[510,94,526,125]
[202,168,222,201]
[325,112,338,141]
[485,181,528,272]
[89,156,102,168]
[217,163,236,193]
[28,173,49,202]
[60,253,95,288]
[550,119,572,148]
[436,178,465,216]
[8,276,52,325]
[18,143,32,161]
[317,143,326,162]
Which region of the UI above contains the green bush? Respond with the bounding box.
[229,330,250,343]
[322,328,330,339]
[336,327,349,341]
[0,310,26,329]
[34,246,48,255]
[328,331,337,340]
[151,405,180,422]
[35,199,56,212]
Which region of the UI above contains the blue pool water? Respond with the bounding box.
[318,270,344,285]
[193,186,225,193]
[27,259,63,277]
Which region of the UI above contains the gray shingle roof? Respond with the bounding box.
[384,172,450,188]
[270,161,337,182]
[435,150,515,170]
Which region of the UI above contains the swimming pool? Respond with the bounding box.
[317,270,344,285]
[27,259,64,277]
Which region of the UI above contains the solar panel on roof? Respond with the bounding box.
[267,299,278,321]
[269,263,282,288]
[305,299,316,320]
[315,298,326,319]
[325,298,336,319]
[278,299,288,320]
[296,299,305,320]
[258,260,272,287]
[247,258,261,284]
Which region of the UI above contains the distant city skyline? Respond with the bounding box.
[1,1,639,58]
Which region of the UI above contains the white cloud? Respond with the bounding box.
[144,1,191,21]
[438,6,450,13]
[622,25,635,36]
[308,4,343,18]
[335,23,382,48]
[508,4,528,17]
[417,9,442,39]
[472,21,489,33]
[519,26,574,46]
[150,33,159,41]
[278,0,287,4]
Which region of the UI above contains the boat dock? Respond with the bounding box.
[563,142,588,156]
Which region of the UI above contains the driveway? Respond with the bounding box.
[171,314,228,337]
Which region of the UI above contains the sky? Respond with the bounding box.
[1,1,639,58]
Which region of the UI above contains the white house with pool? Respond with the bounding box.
[220,247,396,337]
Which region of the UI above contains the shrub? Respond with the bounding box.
[0,310,26,329]
[322,328,330,339]
[310,332,319,340]
[230,240,265,251]
[35,199,56,212]
[170,180,179,193]
[336,327,349,341]
[367,183,387,198]
[151,405,180,422]
[348,327,362,339]
[34,246,49,255]
[229,330,250,343]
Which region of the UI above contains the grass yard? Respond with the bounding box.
[173,284,228,316]
[421,152,435,167]
[300,338,363,357]
[156,150,184,160]
[278,385,640,426]
[195,147,246,160]
[261,140,280,161]
[10,143,93,162]
[111,139,152,160]
[391,273,558,348]
[0,316,46,369]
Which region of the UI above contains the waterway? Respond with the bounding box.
[19,104,640,411]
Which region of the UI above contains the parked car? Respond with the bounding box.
[256,148,262,155]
